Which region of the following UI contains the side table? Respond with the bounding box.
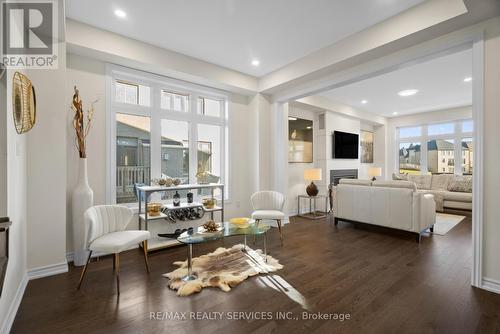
[297,194,329,220]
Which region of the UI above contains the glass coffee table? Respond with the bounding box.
[177,221,270,281]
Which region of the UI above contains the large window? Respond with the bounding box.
[116,113,151,203]
[109,66,229,205]
[399,142,421,174]
[397,120,473,175]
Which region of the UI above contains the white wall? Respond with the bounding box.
[25,42,68,271]
[0,70,28,333]
[482,17,500,285]
[384,105,472,177]
[287,105,320,215]
[65,53,259,252]
[0,69,6,217]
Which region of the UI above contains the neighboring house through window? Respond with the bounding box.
[397,120,473,175]
[108,65,229,205]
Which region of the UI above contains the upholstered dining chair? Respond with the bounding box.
[251,191,285,245]
[77,205,150,294]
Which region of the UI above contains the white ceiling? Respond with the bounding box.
[318,48,473,117]
[65,0,423,77]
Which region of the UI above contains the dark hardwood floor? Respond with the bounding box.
[12,215,500,334]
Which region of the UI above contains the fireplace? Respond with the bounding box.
[330,169,358,186]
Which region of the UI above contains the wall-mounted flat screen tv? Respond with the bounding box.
[333,131,359,159]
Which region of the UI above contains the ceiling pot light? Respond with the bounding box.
[114,9,127,18]
[392,112,398,116]
[398,89,419,97]
[288,117,297,121]
[361,100,368,104]
[306,126,312,129]
[463,77,472,82]
[251,59,260,66]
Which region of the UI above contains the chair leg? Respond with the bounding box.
[142,241,150,273]
[77,250,93,290]
[253,219,260,244]
[277,220,283,246]
[114,253,120,295]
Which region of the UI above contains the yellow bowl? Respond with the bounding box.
[230,217,251,228]
[230,217,249,224]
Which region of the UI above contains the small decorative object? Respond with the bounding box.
[147,203,162,216]
[173,191,181,206]
[202,220,219,232]
[12,71,36,134]
[164,178,173,187]
[368,167,382,181]
[172,178,181,186]
[202,198,216,209]
[288,117,313,163]
[158,179,167,186]
[187,191,193,203]
[196,170,210,184]
[304,168,322,197]
[71,86,98,266]
[360,130,374,163]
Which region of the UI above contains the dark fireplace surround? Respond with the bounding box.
[330,169,358,186]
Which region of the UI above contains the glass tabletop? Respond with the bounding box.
[177,221,270,245]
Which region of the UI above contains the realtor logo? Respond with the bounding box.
[1,0,58,69]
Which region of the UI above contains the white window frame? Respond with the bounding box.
[396,119,473,175]
[106,64,229,207]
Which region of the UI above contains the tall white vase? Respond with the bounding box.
[72,158,94,266]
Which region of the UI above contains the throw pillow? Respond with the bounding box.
[448,175,473,193]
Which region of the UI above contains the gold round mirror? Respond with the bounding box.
[12,71,36,134]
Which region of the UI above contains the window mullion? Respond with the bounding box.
[455,121,463,175]
[150,86,161,181]
[190,93,199,184]
[421,125,428,174]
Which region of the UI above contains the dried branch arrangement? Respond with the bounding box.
[71,86,97,158]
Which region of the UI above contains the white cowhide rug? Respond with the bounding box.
[164,244,283,296]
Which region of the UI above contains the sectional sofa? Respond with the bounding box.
[393,173,472,211]
[333,179,436,242]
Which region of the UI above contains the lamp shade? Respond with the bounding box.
[368,167,382,178]
[304,168,322,181]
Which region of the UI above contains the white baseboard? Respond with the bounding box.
[1,272,28,334]
[27,262,69,280]
[481,277,500,294]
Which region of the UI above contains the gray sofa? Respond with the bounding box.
[393,173,472,211]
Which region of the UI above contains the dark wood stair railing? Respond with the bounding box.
[0,217,11,297]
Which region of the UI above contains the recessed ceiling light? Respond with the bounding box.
[251,59,260,66]
[114,9,127,18]
[306,126,312,129]
[463,77,472,82]
[392,112,398,116]
[288,117,297,121]
[361,100,368,104]
[398,89,419,97]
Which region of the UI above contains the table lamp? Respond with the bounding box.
[304,168,322,197]
[368,167,382,181]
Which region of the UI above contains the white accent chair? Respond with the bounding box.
[251,191,285,245]
[77,205,151,294]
